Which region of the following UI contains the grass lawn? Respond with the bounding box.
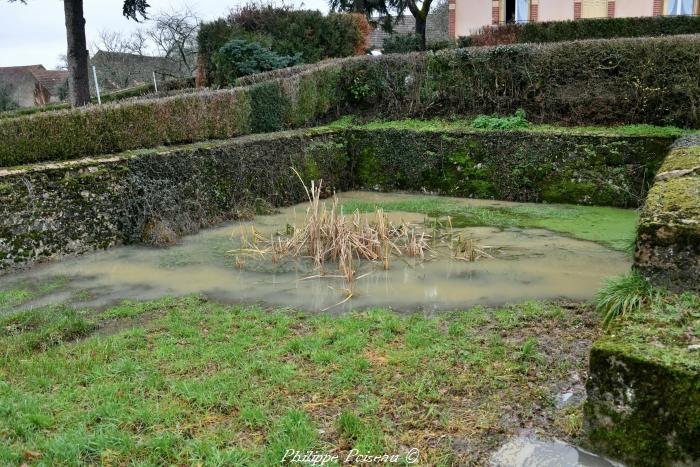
[0,294,599,466]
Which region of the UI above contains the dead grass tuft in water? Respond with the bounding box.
[141,219,180,247]
[229,177,495,304]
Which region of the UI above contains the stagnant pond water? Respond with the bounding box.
[0,192,633,313]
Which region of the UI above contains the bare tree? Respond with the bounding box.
[56,54,69,70]
[94,29,150,56]
[148,8,200,75]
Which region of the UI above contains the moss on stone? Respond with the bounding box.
[659,146,700,172]
[584,291,700,466]
[349,127,670,207]
[643,176,700,222]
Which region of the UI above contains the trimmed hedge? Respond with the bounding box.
[461,15,700,47]
[0,61,343,167]
[2,34,699,167]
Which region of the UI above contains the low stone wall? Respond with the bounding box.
[349,128,671,207]
[635,135,700,291]
[0,125,677,272]
[0,130,349,270]
[584,135,700,466]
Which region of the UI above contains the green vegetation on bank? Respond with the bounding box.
[592,273,699,366]
[334,116,694,138]
[595,271,660,326]
[0,295,597,465]
[339,194,638,252]
[597,288,699,369]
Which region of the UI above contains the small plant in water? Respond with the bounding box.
[595,270,661,327]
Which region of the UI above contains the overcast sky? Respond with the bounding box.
[0,0,330,68]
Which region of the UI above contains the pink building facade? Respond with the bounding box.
[448,0,699,39]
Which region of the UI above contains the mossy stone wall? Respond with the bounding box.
[0,130,348,270]
[348,128,672,208]
[635,136,700,291]
[584,135,700,465]
[0,125,676,271]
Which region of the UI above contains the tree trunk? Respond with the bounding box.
[63,0,90,107]
[415,15,427,49]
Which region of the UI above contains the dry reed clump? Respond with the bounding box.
[141,219,180,247]
[229,176,495,303]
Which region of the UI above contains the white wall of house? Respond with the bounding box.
[616,0,654,17]
[538,0,574,21]
[451,0,699,39]
[454,0,494,37]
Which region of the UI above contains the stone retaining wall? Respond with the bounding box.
[0,130,349,271]
[635,135,700,291]
[0,126,677,272]
[584,135,700,466]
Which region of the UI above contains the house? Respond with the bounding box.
[448,0,700,38]
[368,8,450,49]
[0,65,68,108]
[90,51,188,93]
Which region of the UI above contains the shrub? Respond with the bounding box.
[383,34,424,54]
[0,84,19,112]
[426,39,454,52]
[463,15,700,46]
[197,5,367,86]
[211,40,301,86]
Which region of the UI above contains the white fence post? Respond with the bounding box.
[92,65,101,105]
[152,72,158,93]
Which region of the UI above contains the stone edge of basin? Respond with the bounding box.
[635,135,700,293]
[584,135,700,466]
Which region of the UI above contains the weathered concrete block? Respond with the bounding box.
[585,333,700,466]
[635,136,700,292]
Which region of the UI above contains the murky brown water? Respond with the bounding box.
[491,436,623,467]
[1,192,631,312]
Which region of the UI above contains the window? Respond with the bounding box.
[515,0,530,22]
[580,0,608,19]
[503,0,530,23]
[666,0,696,15]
